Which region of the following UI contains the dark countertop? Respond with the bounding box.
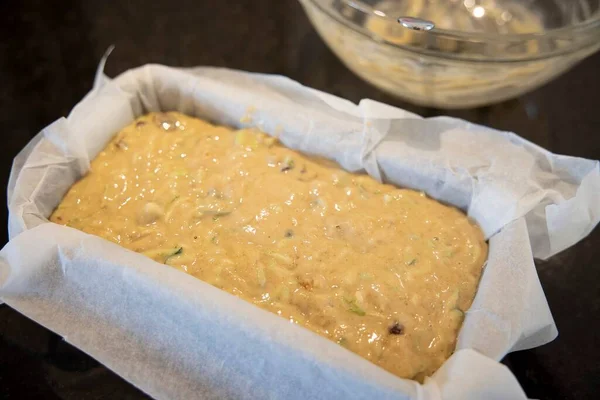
[1,1,599,399]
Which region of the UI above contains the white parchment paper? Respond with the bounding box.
[2,64,599,400]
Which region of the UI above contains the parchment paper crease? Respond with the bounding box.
[2,63,599,400]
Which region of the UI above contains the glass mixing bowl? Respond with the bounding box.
[299,0,600,108]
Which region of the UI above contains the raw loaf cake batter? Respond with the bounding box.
[51,112,487,380]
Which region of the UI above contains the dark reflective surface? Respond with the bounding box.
[0,1,598,399]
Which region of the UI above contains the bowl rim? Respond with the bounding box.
[342,0,600,40]
[302,0,600,62]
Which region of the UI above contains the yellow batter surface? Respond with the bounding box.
[51,112,487,380]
